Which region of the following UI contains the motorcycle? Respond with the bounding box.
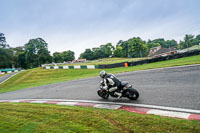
[97,81,139,100]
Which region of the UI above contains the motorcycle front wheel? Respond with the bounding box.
[97,89,109,99]
[126,88,139,100]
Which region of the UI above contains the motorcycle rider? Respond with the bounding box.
[99,70,122,98]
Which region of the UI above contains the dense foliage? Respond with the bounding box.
[79,34,200,60]
[0,32,200,69]
[0,33,75,69]
[53,50,75,63]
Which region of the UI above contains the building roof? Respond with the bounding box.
[150,47,176,57]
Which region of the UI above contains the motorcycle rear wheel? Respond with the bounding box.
[126,88,139,100]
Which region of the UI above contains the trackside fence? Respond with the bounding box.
[98,49,200,69]
[42,65,99,69]
[0,69,21,75]
[41,49,200,69]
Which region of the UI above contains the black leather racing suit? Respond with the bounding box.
[102,74,121,93]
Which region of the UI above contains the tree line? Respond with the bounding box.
[0,33,75,69]
[0,32,200,69]
[79,35,200,60]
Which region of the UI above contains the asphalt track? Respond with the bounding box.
[0,65,200,110]
[0,72,18,84]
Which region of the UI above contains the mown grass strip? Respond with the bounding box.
[48,57,150,66]
[0,103,199,133]
[0,55,200,93]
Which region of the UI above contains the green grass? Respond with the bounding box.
[0,69,101,93]
[0,103,199,133]
[0,55,200,93]
[83,57,150,65]
[49,57,150,66]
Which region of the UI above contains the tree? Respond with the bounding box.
[92,47,105,59]
[0,33,9,48]
[184,34,194,48]
[165,40,178,48]
[0,33,13,68]
[120,41,129,57]
[61,50,75,62]
[147,40,160,49]
[113,45,123,57]
[79,49,94,60]
[190,34,200,46]
[11,46,25,68]
[17,52,27,69]
[0,48,13,68]
[127,37,148,58]
[150,38,166,48]
[37,48,52,65]
[100,43,114,58]
[195,34,200,41]
[191,38,199,46]
[24,38,52,68]
[117,40,123,45]
[53,52,63,63]
[179,34,200,49]
[79,43,114,60]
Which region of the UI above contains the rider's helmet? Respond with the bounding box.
[100,70,107,78]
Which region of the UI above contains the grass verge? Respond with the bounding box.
[0,103,199,133]
[54,57,150,66]
[0,55,200,93]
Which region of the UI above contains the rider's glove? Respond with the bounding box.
[102,86,108,90]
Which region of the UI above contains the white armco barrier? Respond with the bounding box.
[63,66,69,69]
[87,65,95,69]
[54,66,59,69]
[46,66,50,69]
[74,66,81,69]
[43,65,98,69]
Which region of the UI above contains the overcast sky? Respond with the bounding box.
[1,0,200,58]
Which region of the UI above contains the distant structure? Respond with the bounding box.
[72,59,87,63]
[148,46,177,58]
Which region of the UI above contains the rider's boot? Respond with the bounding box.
[114,92,122,99]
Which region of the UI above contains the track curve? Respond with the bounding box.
[0,65,200,110]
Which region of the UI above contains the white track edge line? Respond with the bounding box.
[1,99,200,114]
[146,109,191,119]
